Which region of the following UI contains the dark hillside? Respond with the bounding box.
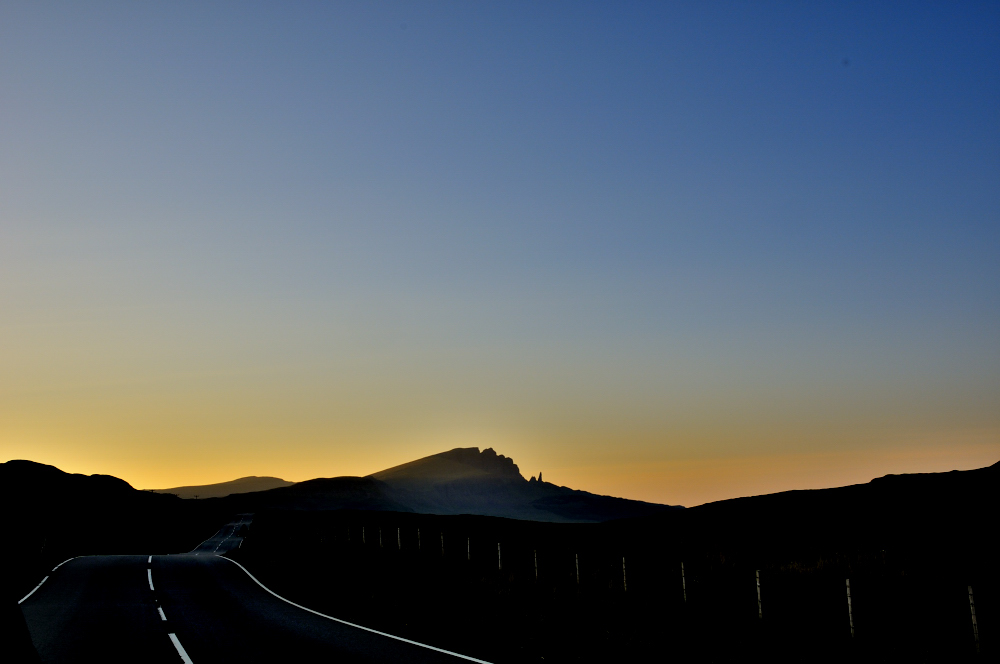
[8,454,994,661]
[212,447,676,522]
[215,476,411,512]
[230,460,999,663]
[0,460,224,600]
[151,475,293,499]
[650,460,1000,561]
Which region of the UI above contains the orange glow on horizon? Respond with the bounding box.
[4,428,996,507]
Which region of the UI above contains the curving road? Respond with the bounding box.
[20,518,489,664]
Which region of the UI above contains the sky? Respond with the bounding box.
[1,2,997,506]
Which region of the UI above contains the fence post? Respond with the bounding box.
[417,528,421,550]
[756,570,762,619]
[397,527,401,550]
[575,553,580,586]
[622,557,627,592]
[498,543,502,570]
[534,549,538,581]
[467,537,470,561]
[440,532,445,557]
[681,561,687,603]
[379,528,382,548]
[846,578,854,638]
[362,526,366,545]
[969,585,980,653]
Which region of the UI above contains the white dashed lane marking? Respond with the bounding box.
[168,633,194,664]
[148,569,155,591]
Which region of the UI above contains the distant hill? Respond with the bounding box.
[371,447,525,483]
[151,476,294,499]
[216,447,677,522]
[633,458,1000,558]
[219,476,411,513]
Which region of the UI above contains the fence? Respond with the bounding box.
[233,509,994,663]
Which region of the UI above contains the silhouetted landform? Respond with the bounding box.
[230,460,999,663]
[9,455,998,662]
[372,446,526,482]
[151,475,294,499]
[1,460,227,606]
[662,459,1000,563]
[213,447,677,522]
[220,476,412,512]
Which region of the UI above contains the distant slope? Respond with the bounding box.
[218,447,677,522]
[151,476,294,499]
[371,447,677,522]
[634,459,1000,556]
[217,476,411,513]
[372,447,524,483]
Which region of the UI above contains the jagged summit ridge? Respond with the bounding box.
[370,447,524,484]
[362,446,674,521]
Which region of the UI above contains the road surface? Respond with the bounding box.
[20,517,489,664]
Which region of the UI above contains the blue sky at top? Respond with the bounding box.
[1,2,997,501]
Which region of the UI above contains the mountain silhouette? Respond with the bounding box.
[633,458,1000,562]
[372,446,525,483]
[151,476,294,499]
[214,447,677,522]
[0,460,222,559]
[0,459,223,642]
[371,447,676,521]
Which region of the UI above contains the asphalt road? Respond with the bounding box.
[20,518,489,664]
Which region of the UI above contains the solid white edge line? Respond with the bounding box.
[21,556,79,604]
[158,606,168,621]
[217,556,493,663]
[52,556,78,572]
[18,576,49,604]
[168,633,194,664]
[148,568,155,591]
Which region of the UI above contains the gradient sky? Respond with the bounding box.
[1,2,998,505]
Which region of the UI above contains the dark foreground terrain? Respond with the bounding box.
[206,447,677,523]
[0,460,226,601]
[5,457,997,662]
[230,462,998,663]
[20,530,479,664]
